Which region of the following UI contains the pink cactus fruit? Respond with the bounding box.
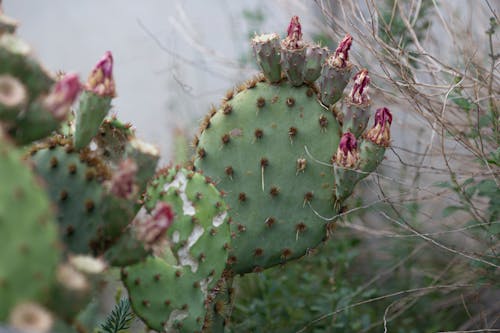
[349,69,370,104]
[366,107,393,146]
[86,51,116,97]
[108,159,138,199]
[335,132,360,168]
[44,73,81,120]
[331,34,353,68]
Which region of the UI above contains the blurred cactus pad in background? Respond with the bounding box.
[1,1,499,332]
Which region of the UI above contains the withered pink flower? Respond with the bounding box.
[136,202,175,248]
[86,51,116,97]
[366,107,393,146]
[44,73,81,120]
[108,159,138,199]
[331,34,352,68]
[282,15,304,49]
[349,69,370,105]
[335,132,359,168]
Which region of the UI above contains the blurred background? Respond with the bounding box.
[3,1,499,332]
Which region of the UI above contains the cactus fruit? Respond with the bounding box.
[12,73,82,144]
[333,107,393,209]
[360,107,392,173]
[281,16,307,86]
[317,34,353,106]
[123,168,230,332]
[251,34,282,84]
[194,16,393,274]
[0,134,60,320]
[74,51,115,149]
[342,68,371,138]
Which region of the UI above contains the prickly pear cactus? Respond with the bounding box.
[0,134,60,320]
[29,136,136,255]
[122,168,230,332]
[194,17,393,274]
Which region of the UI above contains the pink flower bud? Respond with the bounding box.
[349,69,370,105]
[44,73,81,120]
[331,34,352,68]
[86,51,116,97]
[335,132,359,168]
[282,16,304,49]
[366,107,392,146]
[108,159,138,199]
[136,202,175,247]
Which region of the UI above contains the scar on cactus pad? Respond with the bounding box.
[194,16,394,274]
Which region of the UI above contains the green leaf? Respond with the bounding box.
[433,181,453,189]
[99,298,135,333]
[442,205,467,217]
[476,179,498,197]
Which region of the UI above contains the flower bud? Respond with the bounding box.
[365,107,392,146]
[330,34,352,68]
[86,51,116,97]
[44,73,81,120]
[282,15,305,50]
[335,132,359,168]
[349,69,370,105]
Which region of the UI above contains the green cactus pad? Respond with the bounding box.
[124,168,230,332]
[30,138,134,255]
[194,79,342,274]
[122,257,207,333]
[145,168,230,281]
[0,34,54,100]
[10,101,62,144]
[0,135,59,320]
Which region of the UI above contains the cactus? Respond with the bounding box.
[74,51,115,149]
[194,16,392,275]
[29,137,136,255]
[0,133,60,320]
[122,168,230,332]
[342,68,371,138]
[46,256,106,322]
[0,10,396,332]
[0,33,82,144]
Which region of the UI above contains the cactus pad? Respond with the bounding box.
[30,137,135,255]
[194,79,342,274]
[123,168,230,332]
[0,135,59,319]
